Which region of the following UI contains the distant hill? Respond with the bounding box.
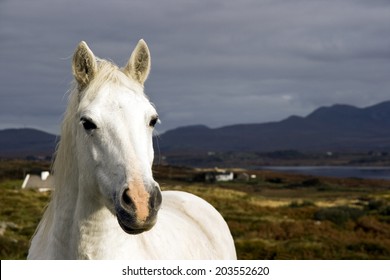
[158,101,390,153]
[0,128,57,158]
[3,101,390,158]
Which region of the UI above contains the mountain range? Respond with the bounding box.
[0,128,57,158]
[158,101,390,153]
[2,101,390,158]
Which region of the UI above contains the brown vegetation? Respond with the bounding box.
[1,162,390,259]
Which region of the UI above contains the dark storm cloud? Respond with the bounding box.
[1,0,390,134]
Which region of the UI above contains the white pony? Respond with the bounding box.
[28,39,236,259]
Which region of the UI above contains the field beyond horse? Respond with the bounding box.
[1,162,390,259]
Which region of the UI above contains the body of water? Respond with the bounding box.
[257,166,390,180]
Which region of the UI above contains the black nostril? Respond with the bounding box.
[122,189,132,206]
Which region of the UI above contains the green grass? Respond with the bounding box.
[0,180,50,259]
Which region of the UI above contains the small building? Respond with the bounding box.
[21,171,54,192]
[215,171,234,182]
[204,168,234,183]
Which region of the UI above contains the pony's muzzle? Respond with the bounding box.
[116,184,162,235]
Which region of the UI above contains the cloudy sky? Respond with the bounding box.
[1,0,390,134]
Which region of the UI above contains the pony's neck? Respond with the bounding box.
[49,129,113,259]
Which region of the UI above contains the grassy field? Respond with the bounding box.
[0,179,50,259]
[1,161,390,259]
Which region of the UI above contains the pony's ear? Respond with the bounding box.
[124,39,151,85]
[72,41,97,89]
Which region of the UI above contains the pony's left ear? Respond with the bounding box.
[124,39,151,86]
[72,41,97,89]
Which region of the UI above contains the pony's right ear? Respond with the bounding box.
[72,41,97,89]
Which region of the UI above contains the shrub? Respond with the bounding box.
[365,199,390,216]
[266,177,283,184]
[380,205,390,216]
[301,178,321,187]
[314,206,365,226]
[367,199,386,211]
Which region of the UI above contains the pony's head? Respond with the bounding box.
[71,39,161,234]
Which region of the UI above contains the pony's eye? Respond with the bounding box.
[80,117,97,131]
[149,116,159,128]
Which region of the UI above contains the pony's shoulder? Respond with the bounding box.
[161,190,225,225]
[161,190,236,259]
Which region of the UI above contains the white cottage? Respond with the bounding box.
[21,171,53,192]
